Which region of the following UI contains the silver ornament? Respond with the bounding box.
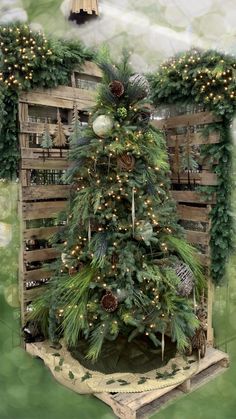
[92,115,113,137]
[174,261,195,297]
[129,74,150,99]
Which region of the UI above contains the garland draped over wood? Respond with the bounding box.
[0,23,93,179]
[150,49,236,284]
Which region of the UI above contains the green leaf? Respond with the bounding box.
[81,372,92,382]
[68,371,75,380]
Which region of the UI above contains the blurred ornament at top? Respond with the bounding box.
[69,0,99,25]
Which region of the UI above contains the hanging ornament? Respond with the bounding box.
[101,291,118,313]
[41,123,53,149]
[133,107,151,126]
[69,267,77,276]
[92,115,113,137]
[109,80,125,98]
[69,0,99,25]
[53,109,66,148]
[129,74,150,99]
[116,288,128,302]
[116,107,128,119]
[117,153,135,171]
[174,261,195,297]
[135,221,153,243]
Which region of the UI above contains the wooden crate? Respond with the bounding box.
[95,348,229,419]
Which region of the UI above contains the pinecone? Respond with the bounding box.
[117,153,135,171]
[101,291,118,312]
[109,80,125,98]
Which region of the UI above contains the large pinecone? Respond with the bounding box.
[117,153,135,171]
[101,291,118,312]
[109,80,125,98]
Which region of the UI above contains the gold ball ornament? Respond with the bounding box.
[92,115,113,138]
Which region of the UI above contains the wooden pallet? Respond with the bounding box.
[95,348,229,419]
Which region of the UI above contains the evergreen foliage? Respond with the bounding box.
[0,23,93,179]
[30,54,203,362]
[150,49,235,284]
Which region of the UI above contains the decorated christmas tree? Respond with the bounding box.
[30,54,204,368]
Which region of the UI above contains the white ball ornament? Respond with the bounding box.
[92,115,113,138]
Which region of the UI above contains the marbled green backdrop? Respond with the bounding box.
[0,1,236,418]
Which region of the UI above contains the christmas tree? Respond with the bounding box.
[30,55,204,366]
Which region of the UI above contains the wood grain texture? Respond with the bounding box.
[23,201,67,220]
[151,111,221,130]
[22,185,70,201]
[23,248,59,263]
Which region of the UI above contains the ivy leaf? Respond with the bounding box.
[54,366,61,372]
[81,372,92,382]
[106,379,116,385]
[68,371,75,380]
[52,353,61,357]
[59,357,64,367]
[138,377,148,385]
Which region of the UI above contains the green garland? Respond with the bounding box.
[0,23,93,179]
[150,49,236,284]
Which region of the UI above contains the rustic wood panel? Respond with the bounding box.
[19,87,96,110]
[171,190,216,204]
[21,158,69,170]
[177,205,209,222]
[20,121,71,136]
[151,111,221,129]
[77,61,102,78]
[24,286,47,302]
[186,230,209,245]
[23,248,59,263]
[22,185,70,201]
[23,201,67,220]
[167,132,220,146]
[24,269,53,281]
[21,148,69,159]
[171,171,217,186]
[24,226,61,240]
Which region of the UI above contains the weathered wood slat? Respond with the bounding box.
[23,248,59,262]
[171,171,217,186]
[24,286,47,302]
[23,201,67,220]
[24,226,61,240]
[167,132,220,146]
[19,87,96,109]
[171,190,216,204]
[177,204,209,222]
[77,61,102,78]
[21,148,69,159]
[151,111,221,129]
[21,158,69,170]
[22,185,70,201]
[24,268,53,281]
[20,121,71,136]
[186,230,209,245]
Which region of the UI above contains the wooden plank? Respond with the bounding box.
[171,190,216,204]
[24,286,48,302]
[186,230,209,246]
[19,102,29,123]
[78,61,102,78]
[20,121,71,136]
[24,226,61,240]
[151,112,221,129]
[23,201,67,220]
[171,172,217,186]
[167,132,220,147]
[21,158,69,170]
[21,148,69,159]
[177,205,209,222]
[23,248,59,262]
[19,89,95,109]
[22,185,70,201]
[24,268,53,281]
